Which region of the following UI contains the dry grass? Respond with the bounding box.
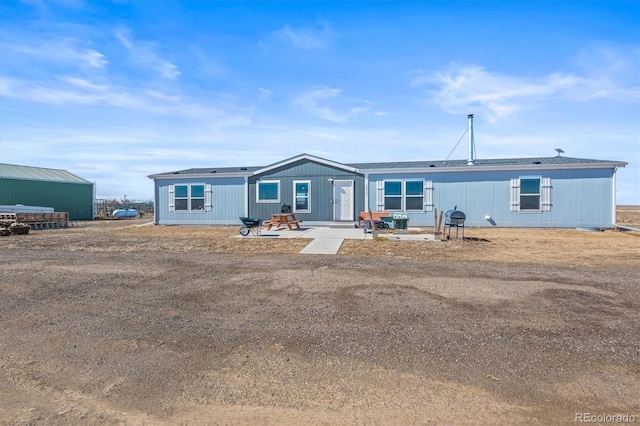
[116,207,640,269]
[6,207,637,270]
[341,227,639,269]
[617,205,640,228]
[346,206,640,268]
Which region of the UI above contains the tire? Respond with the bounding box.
[239,226,250,236]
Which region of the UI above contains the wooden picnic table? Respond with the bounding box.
[264,213,302,230]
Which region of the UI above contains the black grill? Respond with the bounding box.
[444,209,466,226]
[444,207,466,240]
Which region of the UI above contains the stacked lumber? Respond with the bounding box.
[0,213,29,236]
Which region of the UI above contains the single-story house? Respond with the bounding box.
[148,152,627,228]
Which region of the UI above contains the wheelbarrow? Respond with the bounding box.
[238,217,263,236]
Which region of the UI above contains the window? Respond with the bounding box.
[382,180,426,211]
[294,180,311,213]
[257,180,280,203]
[175,185,188,211]
[170,184,211,212]
[510,177,551,212]
[520,178,540,210]
[190,184,205,211]
[384,181,402,210]
[405,181,424,211]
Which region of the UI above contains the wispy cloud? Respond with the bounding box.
[273,23,332,50]
[115,28,180,79]
[7,39,107,69]
[189,46,223,77]
[0,75,252,125]
[258,88,273,101]
[411,60,639,122]
[294,86,368,123]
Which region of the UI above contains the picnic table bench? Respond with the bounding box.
[264,213,302,230]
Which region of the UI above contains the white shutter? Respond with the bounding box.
[424,180,434,212]
[375,180,385,211]
[204,184,212,212]
[168,184,175,212]
[541,177,551,211]
[510,178,520,212]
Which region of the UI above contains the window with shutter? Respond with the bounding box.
[169,184,207,213]
[511,177,551,212]
[379,179,430,211]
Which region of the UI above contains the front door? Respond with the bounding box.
[333,180,354,221]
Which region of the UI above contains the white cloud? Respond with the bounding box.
[189,46,223,77]
[258,88,273,101]
[294,86,368,123]
[115,29,180,80]
[0,76,252,125]
[412,62,640,122]
[273,23,332,50]
[9,39,107,68]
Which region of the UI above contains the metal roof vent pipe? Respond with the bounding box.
[467,114,476,166]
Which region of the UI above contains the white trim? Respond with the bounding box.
[256,180,280,203]
[244,176,249,217]
[293,180,311,213]
[364,173,370,211]
[148,171,251,179]
[612,168,617,225]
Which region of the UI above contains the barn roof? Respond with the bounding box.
[0,163,92,184]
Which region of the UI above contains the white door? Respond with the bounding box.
[333,180,354,221]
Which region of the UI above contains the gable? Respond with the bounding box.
[252,156,362,179]
[252,154,359,177]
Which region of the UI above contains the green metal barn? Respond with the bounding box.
[0,163,94,220]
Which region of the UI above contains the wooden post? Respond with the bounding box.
[438,211,444,234]
[433,208,438,234]
[367,209,377,238]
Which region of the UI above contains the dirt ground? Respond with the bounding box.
[1,208,639,425]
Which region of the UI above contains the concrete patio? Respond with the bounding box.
[236,226,436,254]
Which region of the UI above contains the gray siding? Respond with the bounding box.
[249,160,364,222]
[368,168,615,228]
[155,177,246,225]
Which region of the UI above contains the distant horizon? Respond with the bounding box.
[1,1,638,204]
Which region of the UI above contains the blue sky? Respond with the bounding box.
[1,0,638,204]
